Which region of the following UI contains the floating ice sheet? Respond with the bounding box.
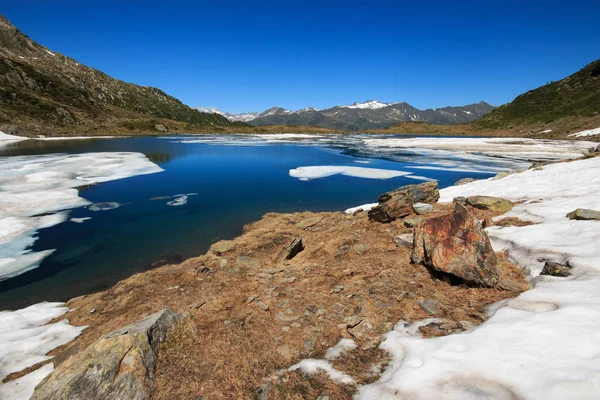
[289,165,411,180]
[359,156,600,400]
[0,152,163,280]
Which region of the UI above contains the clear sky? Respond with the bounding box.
[3,1,599,113]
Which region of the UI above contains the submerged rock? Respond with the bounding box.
[566,208,600,221]
[411,203,500,287]
[32,309,182,400]
[541,261,572,277]
[369,182,439,223]
[467,195,514,213]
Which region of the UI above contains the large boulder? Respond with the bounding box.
[566,208,600,221]
[368,182,439,223]
[32,309,182,400]
[411,203,500,287]
[466,195,513,213]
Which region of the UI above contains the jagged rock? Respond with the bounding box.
[411,202,500,287]
[285,238,304,259]
[210,240,236,256]
[419,299,439,316]
[404,217,424,228]
[455,177,475,186]
[458,320,477,330]
[153,123,168,132]
[541,261,572,277]
[453,196,467,205]
[467,195,514,213]
[32,309,182,400]
[566,208,600,221]
[412,202,434,215]
[368,182,439,223]
[394,233,414,248]
[497,278,529,292]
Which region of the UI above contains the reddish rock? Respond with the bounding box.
[411,202,500,287]
[369,181,439,223]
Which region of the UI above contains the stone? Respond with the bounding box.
[369,182,440,223]
[404,217,424,228]
[493,171,511,180]
[31,309,182,400]
[285,238,304,259]
[331,285,344,294]
[276,345,297,361]
[347,319,374,339]
[413,202,434,215]
[455,177,475,186]
[353,244,370,255]
[153,123,168,132]
[296,216,323,230]
[257,301,269,311]
[210,240,236,256]
[394,233,414,248]
[304,337,317,353]
[419,299,439,316]
[236,256,260,269]
[396,291,409,302]
[467,196,514,213]
[411,202,500,287]
[458,320,478,330]
[346,315,362,328]
[541,261,572,277]
[566,208,600,221]
[453,196,467,205]
[497,278,529,293]
[268,267,285,274]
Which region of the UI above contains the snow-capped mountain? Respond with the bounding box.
[195,100,495,130]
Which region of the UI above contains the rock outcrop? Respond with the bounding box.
[466,195,514,213]
[541,261,572,277]
[411,203,500,287]
[368,182,439,223]
[32,309,182,400]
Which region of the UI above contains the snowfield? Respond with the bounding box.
[359,156,600,400]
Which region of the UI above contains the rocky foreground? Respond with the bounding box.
[3,179,542,400]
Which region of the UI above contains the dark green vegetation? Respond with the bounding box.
[0,16,241,136]
[475,59,600,129]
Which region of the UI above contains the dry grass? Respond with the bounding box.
[26,203,527,399]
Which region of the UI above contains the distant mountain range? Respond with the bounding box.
[197,100,496,131]
[0,16,240,136]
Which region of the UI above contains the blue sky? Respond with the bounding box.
[3,1,599,113]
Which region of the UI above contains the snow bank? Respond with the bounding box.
[289,166,411,180]
[0,302,84,399]
[0,152,163,280]
[359,157,600,400]
[0,131,28,148]
[569,127,600,138]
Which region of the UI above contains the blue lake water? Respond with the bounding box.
[0,135,507,309]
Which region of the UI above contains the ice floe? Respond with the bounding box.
[88,202,122,212]
[70,217,91,224]
[149,193,198,206]
[359,156,600,400]
[289,165,411,180]
[0,152,163,280]
[0,302,84,400]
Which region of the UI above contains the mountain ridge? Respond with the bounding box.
[197,100,496,130]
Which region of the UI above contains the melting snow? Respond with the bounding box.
[70,217,91,224]
[325,338,357,360]
[345,203,379,214]
[358,156,600,400]
[0,302,84,400]
[0,152,163,280]
[569,127,600,138]
[289,359,355,384]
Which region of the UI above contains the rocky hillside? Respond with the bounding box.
[0,16,240,136]
[475,59,600,130]
[236,100,495,131]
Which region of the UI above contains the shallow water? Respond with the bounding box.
[0,134,522,309]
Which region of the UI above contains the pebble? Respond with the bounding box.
[331,285,345,294]
[257,301,269,311]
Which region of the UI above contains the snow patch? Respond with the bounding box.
[0,302,84,399]
[568,127,600,138]
[325,338,357,360]
[0,131,28,148]
[359,156,600,400]
[45,50,55,56]
[345,203,378,214]
[288,359,355,384]
[343,100,391,110]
